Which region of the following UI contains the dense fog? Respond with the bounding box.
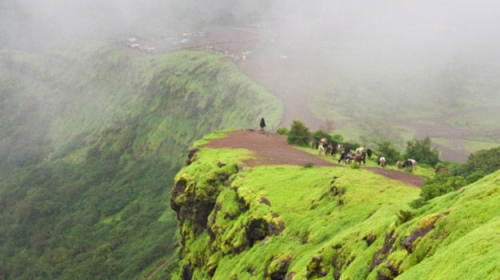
[2,0,500,161]
[3,0,500,63]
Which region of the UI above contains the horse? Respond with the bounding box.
[338,152,355,164]
[327,141,338,156]
[344,142,351,153]
[402,159,417,170]
[355,146,366,155]
[367,149,372,159]
[311,139,318,149]
[354,154,361,165]
[378,157,386,167]
[435,166,450,173]
[318,145,325,156]
[354,152,367,165]
[317,137,328,154]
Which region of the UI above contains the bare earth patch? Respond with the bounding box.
[204,130,424,187]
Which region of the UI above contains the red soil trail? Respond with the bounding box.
[204,130,341,168]
[204,130,424,187]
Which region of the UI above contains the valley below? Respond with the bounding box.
[135,26,500,163]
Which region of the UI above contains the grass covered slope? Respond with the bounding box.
[171,133,500,279]
[0,45,282,279]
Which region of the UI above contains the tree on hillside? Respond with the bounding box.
[460,147,500,177]
[311,129,331,143]
[331,134,343,144]
[404,137,440,167]
[287,120,311,146]
[375,140,401,165]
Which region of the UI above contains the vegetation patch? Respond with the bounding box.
[446,111,500,131]
[0,45,283,279]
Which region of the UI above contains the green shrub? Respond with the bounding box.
[404,137,440,167]
[311,129,330,142]
[409,198,428,209]
[303,162,314,168]
[375,140,401,165]
[461,147,500,177]
[286,120,311,146]
[420,173,466,201]
[397,210,413,225]
[330,134,344,144]
[465,170,485,184]
[350,162,361,169]
[276,127,289,135]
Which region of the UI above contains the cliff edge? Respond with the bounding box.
[170,130,500,279]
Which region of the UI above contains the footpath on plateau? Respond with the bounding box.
[204,130,424,187]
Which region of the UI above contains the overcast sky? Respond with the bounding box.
[2,0,500,53]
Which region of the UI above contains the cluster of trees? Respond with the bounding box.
[418,147,500,204]
[282,120,440,167]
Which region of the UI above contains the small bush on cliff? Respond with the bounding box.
[420,173,466,201]
[303,162,314,168]
[287,120,311,146]
[397,210,413,225]
[276,127,289,135]
[457,147,500,182]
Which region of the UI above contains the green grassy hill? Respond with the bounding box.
[171,132,500,279]
[0,45,282,279]
[2,40,500,279]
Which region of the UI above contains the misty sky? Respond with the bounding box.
[2,0,500,51]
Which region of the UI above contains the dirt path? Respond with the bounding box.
[205,130,340,167]
[204,130,424,187]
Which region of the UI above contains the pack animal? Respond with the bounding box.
[338,152,355,164]
[402,159,417,170]
[435,166,450,173]
[327,141,338,156]
[344,142,351,154]
[311,139,318,149]
[356,146,366,155]
[367,149,372,159]
[354,152,367,165]
[318,145,325,156]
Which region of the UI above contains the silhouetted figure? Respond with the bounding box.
[260,118,266,131]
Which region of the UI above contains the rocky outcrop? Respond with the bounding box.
[171,153,285,279]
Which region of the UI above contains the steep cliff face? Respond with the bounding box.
[171,147,286,279]
[0,46,284,279]
[171,132,500,280]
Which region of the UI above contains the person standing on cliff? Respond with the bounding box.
[260,117,266,131]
